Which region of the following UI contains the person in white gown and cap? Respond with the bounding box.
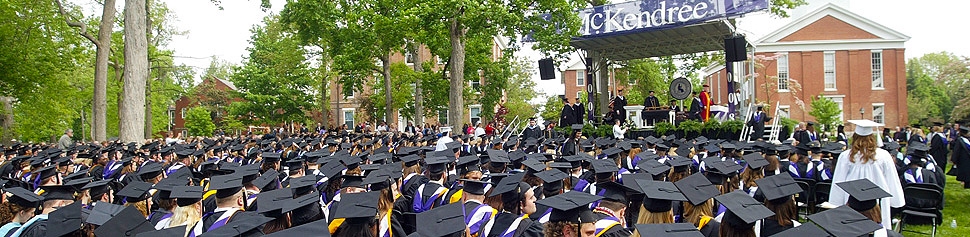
[828,120,905,228]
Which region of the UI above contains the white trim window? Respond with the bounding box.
[180,108,186,119]
[576,70,585,86]
[823,51,836,90]
[405,48,416,65]
[871,50,883,89]
[778,105,791,118]
[872,103,885,124]
[469,105,482,125]
[777,53,789,91]
[342,108,355,128]
[576,92,582,103]
[470,79,481,94]
[823,95,845,122]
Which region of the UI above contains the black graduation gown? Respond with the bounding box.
[573,104,585,124]
[930,134,949,169]
[198,211,264,236]
[688,98,703,120]
[148,209,172,227]
[559,105,574,127]
[523,126,543,140]
[760,219,794,237]
[290,201,324,227]
[952,138,970,188]
[18,219,47,237]
[614,96,628,124]
[0,162,15,179]
[747,111,766,140]
[393,198,417,235]
[643,96,660,108]
[698,219,720,237]
[486,213,545,237]
[591,212,632,237]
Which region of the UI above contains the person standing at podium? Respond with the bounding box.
[643,91,660,109]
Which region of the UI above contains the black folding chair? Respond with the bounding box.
[906,183,944,210]
[813,181,832,213]
[793,178,816,220]
[896,185,943,237]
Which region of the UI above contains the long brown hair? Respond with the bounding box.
[719,221,756,237]
[765,197,796,226]
[0,202,27,223]
[633,206,673,237]
[740,167,763,190]
[859,205,882,224]
[683,199,714,226]
[849,134,877,164]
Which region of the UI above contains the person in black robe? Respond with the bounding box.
[930,123,949,171]
[953,126,970,188]
[522,119,543,140]
[561,129,581,156]
[642,91,660,108]
[613,89,628,124]
[747,105,767,141]
[485,179,543,237]
[558,96,573,128]
[688,92,703,121]
[573,100,586,124]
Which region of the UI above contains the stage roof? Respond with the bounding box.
[570,19,736,61]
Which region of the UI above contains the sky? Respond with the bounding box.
[153,0,970,101]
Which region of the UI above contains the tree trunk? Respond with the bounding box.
[598,57,609,119]
[143,0,153,139]
[120,0,148,143]
[448,17,466,127]
[93,0,115,142]
[382,54,394,125]
[413,45,424,126]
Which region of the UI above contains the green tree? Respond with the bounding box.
[907,52,968,121]
[808,96,841,134]
[230,15,318,125]
[184,107,215,136]
[540,95,564,124]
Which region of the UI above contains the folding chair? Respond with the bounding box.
[793,178,816,220]
[906,183,944,210]
[895,186,943,237]
[813,181,832,213]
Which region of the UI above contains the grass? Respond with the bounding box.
[899,167,970,236]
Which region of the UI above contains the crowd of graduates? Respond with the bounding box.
[0,116,961,237]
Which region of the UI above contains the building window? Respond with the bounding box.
[343,87,354,99]
[778,105,790,118]
[576,70,585,86]
[470,79,481,94]
[438,110,448,125]
[405,48,416,65]
[576,92,582,103]
[871,50,883,89]
[180,108,186,119]
[872,104,885,124]
[469,105,482,125]
[342,109,355,128]
[824,51,836,90]
[777,53,789,91]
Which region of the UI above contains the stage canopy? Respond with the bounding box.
[568,0,768,60]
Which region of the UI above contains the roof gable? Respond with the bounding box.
[755,3,909,44]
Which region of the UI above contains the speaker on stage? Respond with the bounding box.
[725,36,748,62]
[538,58,556,80]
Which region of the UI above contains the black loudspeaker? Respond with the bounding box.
[725,36,748,62]
[538,58,556,80]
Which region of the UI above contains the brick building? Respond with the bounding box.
[703,3,909,127]
[172,76,238,133]
[560,58,620,104]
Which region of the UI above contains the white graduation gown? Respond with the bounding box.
[828,148,905,228]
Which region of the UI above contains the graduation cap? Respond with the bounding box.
[136,162,164,180]
[768,223,831,237]
[836,179,891,211]
[262,218,330,237]
[261,152,282,162]
[808,206,883,237]
[426,156,453,174]
[742,152,768,169]
[290,175,319,195]
[591,159,619,174]
[667,156,693,172]
[754,174,802,204]
[253,169,280,191]
[341,175,365,189]
[462,179,490,195]
[673,173,720,206]
[5,187,42,208]
[715,190,775,228]
[534,191,602,223]
[635,179,687,212]
[198,212,273,237]
[416,202,467,236]
[40,185,76,201]
[79,179,111,199]
[457,155,482,175]
[135,226,187,237]
[117,181,153,203]
[209,174,244,199]
[400,154,422,167]
[521,159,545,173]
[571,124,584,130]
[332,191,379,224]
[560,155,584,169]
[535,169,567,192]
[597,181,638,204]
[85,202,126,226]
[47,202,84,236]
[488,173,526,199]
[638,161,671,177]
[633,223,704,237]
[255,188,291,216]
[171,186,204,207]
[282,192,319,213]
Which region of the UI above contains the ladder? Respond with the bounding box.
[767,101,782,142]
[739,102,755,142]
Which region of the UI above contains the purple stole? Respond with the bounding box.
[593,216,622,236]
[464,203,495,236]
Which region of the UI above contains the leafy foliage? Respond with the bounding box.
[808,96,842,134]
[907,52,968,122]
[540,95,564,124]
[655,122,675,136]
[230,15,318,125]
[184,107,215,136]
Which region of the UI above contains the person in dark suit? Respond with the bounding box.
[747,105,768,141]
[561,127,582,156]
[688,92,702,121]
[953,126,970,188]
[613,89,628,124]
[559,96,573,127]
[669,99,681,112]
[643,91,660,108]
[522,118,543,140]
[795,122,818,145]
[573,99,585,125]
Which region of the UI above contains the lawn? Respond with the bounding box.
[898,167,970,236]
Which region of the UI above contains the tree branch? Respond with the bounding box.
[53,0,100,46]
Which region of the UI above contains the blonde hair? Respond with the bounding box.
[169,202,202,236]
[125,201,150,217]
[849,134,877,164]
[632,206,673,237]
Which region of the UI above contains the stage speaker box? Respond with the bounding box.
[538,58,556,80]
[725,36,748,62]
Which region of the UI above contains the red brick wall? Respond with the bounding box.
[779,16,880,42]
